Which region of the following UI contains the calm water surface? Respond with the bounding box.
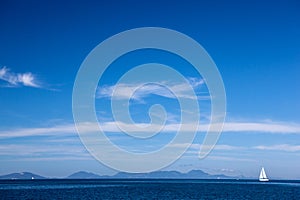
[0,179,300,199]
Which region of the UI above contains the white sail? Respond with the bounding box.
[259,169,264,179]
[259,167,269,182]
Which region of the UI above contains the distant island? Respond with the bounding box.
[0,170,245,180]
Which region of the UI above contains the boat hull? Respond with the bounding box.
[259,178,269,182]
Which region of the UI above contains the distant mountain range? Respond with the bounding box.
[0,170,244,180]
[0,172,46,180]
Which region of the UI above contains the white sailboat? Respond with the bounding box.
[259,167,269,182]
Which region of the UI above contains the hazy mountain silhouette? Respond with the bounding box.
[0,170,241,180]
[0,172,46,179]
[67,171,102,179]
[112,170,231,179]
[66,170,233,179]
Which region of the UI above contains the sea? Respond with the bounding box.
[0,179,299,199]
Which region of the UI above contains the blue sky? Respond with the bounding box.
[0,0,300,179]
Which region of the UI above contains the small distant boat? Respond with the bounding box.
[259,167,269,182]
[31,176,34,180]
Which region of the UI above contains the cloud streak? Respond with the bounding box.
[221,122,300,133]
[254,144,300,152]
[1,122,299,162]
[1,120,300,140]
[97,78,209,101]
[0,144,92,161]
[0,66,41,88]
[0,124,76,139]
[84,120,300,134]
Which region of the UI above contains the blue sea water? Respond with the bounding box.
[0,179,299,199]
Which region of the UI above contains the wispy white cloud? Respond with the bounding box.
[254,144,300,152]
[195,144,244,151]
[170,143,246,156]
[0,144,87,156]
[1,120,300,139]
[206,155,257,162]
[98,121,300,134]
[0,124,76,139]
[222,122,300,133]
[0,66,41,88]
[184,143,300,154]
[0,144,92,161]
[1,122,299,162]
[169,143,244,151]
[97,78,209,101]
[182,143,300,153]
